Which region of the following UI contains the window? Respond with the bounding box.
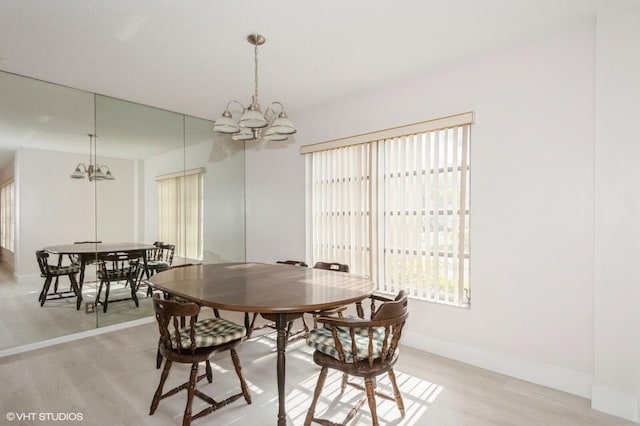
[0,180,14,252]
[304,112,472,306]
[156,168,204,261]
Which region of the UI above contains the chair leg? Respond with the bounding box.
[155,339,163,369]
[129,277,139,307]
[183,363,199,426]
[205,360,213,383]
[364,377,379,426]
[150,359,172,415]
[387,368,406,417]
[340,372,349,393]
[304,366,328,426]
[230,348,252,404]
[103,281,110,313]
[95,279,104,310]
[246,312,259,338]
[69,273,82,310]
[145,268,155,297]
[39,276,52,306]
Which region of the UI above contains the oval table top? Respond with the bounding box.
[43,242,155,255]
[149,262,375,314]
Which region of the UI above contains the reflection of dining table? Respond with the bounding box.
[148,262,375,426]
[43,242,155,287]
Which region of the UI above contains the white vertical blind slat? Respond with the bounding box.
[306,119,471,306]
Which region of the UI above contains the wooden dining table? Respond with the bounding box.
[43,242,155,287]
[148,262,375,426]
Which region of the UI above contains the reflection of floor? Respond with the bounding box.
[0,265,155,350]
[1,321,631,426]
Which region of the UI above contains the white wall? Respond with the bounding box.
[245,139,305,262]
[15,148,137,277]
[593,1,640,421]
[246,11,639,422]
[143,137,246,264]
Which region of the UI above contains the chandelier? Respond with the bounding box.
[70,134,115,181]
[212,34,296,141]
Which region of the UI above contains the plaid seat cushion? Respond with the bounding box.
[338,315,386,338]
[176,318,246,349]
[147,260,170,268]
[47,264,80,274]
[97,266,136,280]
[307,327,386,363]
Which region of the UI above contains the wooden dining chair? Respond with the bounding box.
[276,259,309,267]
[36,250,82,310]
[304,290,408,426]
[141,242,175,296]
[308,261,351,328]
[150,263,209,369]
[150,295,251,426]
[244,260,309,343]
[95,250,144,313]
[313,261,349,273]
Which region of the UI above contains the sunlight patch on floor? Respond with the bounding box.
[285,366,443,425]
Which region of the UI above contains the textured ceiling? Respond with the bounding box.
[0,0,626,168]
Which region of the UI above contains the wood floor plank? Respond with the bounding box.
[0,321,633,426]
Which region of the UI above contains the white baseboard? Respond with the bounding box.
[403,331,640,423]
[403,331,592,398]
[592,384,639,423]
[0,316,156,358]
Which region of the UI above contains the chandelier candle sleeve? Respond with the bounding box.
[212,34,296,142]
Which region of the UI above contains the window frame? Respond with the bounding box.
[303,112,473,307]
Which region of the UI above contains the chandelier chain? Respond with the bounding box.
[253,43,259,105]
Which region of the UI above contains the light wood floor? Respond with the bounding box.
[0,261,633,425]
[0,263,155,350]
[0,313,633,426]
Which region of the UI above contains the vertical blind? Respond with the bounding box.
[306,144,373,276]
[304,112,472,306]
[157,169,204,260]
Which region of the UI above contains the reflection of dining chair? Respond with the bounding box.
[149,295,252,425]
[66,241,102,288]
[95,251,144,313]
[36,250,82,310]
[304,290,409,426]
[142,242,175,295]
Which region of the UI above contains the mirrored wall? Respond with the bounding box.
[0,70,245,349]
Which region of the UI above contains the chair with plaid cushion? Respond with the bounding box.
[36,250,82,309]
[244,260,310,342]
[304,290,408,426]
[308,261,351,329]
[95,250,144,313]
[141,242,175,296]
[150,295,251,426]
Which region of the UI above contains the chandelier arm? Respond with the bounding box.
[225,100,247,115]
[264,101,285,123]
